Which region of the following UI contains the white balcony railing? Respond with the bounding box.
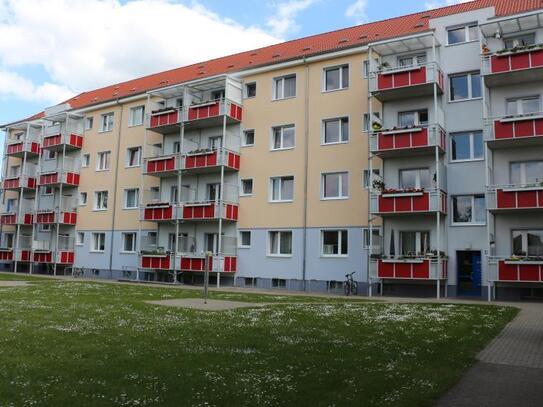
[40,157,81,174]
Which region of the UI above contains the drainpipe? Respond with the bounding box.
[108,100,123,277]
[301,56,310,290]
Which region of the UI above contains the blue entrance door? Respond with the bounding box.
[457,251,482,296]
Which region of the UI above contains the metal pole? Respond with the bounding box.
[367,46,374,297]
[203,251,211,304]
[216,103,227,289]
[137,94,151,283]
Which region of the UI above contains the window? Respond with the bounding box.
[76,232,85,246]
[273,75,296,100]
[447,23,478,45]
[271,125,295,150]
[241,179,253,196]
[450,131,484,161]
[43,150,57,160]
[268,231,292,256]
[211,89,225,100]
[363,228,382,249]
[124,188,139,209]
[398,109,428,127]
[321,230,348,256]
[510,161,543,185]
[245,82,256,98]
[244,278,255,287]
[39,224,51,232]
[398,54,426,67]
[504,34,536,50]
[243,130,255,146]
[400,231,430,255]
[270,176,294,202]
[128,106,145,126]
[450,72,481,101]
[512,230,543,256]
[126,147,142,167]
[82,154,90,168]
[9,165,20,177]
[42,186,53,196]
[173,142,181,154]
[322,172,349,199]
[452,195,486,224]
[399,168,431,189]
[79,192,87,205]
[239,231,251,248]
[6,198,16,213]
[207,183,220,201]
[323,117,349,144]
[122,232,137,253]
[324,65,349,91]
[96,151,111,171]
[94,191,108,210]
[91,232,106,252]
[175,98,184,108]
[99,112,114,132]
[272,278,287,289]
[363,169,381,188]
[85,117,93,130]
[363,112,380,132]
[506,96,540,116]
[208,136,222,150]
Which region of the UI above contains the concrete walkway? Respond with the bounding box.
[435,301,543,407]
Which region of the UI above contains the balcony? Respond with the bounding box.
[32,237,75,264]
[370,124,446,157]
[369,62,444,102]
[0,200,34,225]
[489,258,543,283]
[484,113,543,148]
[42,118,84,151]
[6,140,40,157]
[370,188,447,216]
[36,197,78,225]
[1,164,38,191]
[143,153,181,177]
[371,257,447,280]
[39,157,81,187]
[148,108,180,134]
[487,185,543,212]
[482,46,543,87]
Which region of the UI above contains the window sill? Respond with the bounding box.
[90,250,105,253]
[93,209,108,212]
[450,158,485,164]
[450,222,486,227]
[271,96,296,102]
[321,87,349,94]
[120,251,137,254]
[238,246,251,249]
[269,200,294,204]
[128,123,143,128]
[321,254,348,258]
[321,140,349,146]
[240,194,253,198]
[123,207,138,211]
[448,97,482,104]
[270,147,295,152]
[446,39,480,47]
[95,169,110,172]
[267,254,293,258]
[321,197,349,201]
[98,130,113,134]
[125,164,141,169]
[241,144,255,148]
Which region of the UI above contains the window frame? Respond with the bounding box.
[505,96,541,116]
[79,192,88,206]
[321,229,349,257]
[238,230,252,249]
[363,168,381,189]
[399,167,431,189]
[322,64,350,92]
[121,232,137,253]
[322,116,349,145]
[91,232,106,252]
[450,131,484,163]
[504,33,536,50]
[123,188,139,210]
[82,153,90,168]
[245,82,257,98]
[451,194,486,226]
[128,105,145,127]
[321,171,349,200]
[512,229,543,257]
[126,146,142,168]
[509,160,543,185]
[84,117,93,130]
[269,176,294,202]
[242,129,255,147]
[99,112,114,133]
[449,71,482,102]
[270,124,295,151]
[240,178,254,197]
[399,230,431,256]
[76,232,85,246]
[363,227,382,250]
[447,23,479,46]
[94,190,109,211]
[96,151,111,171]
[272,74,296,100]
[267,230,293,257]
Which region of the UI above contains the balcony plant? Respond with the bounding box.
[371,121,383,131]
[495,43,543,55]
[377,61,391,71]
[372,179,385,192]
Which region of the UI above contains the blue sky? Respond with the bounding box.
[0,0,463,126]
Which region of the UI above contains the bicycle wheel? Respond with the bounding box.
[343,282,351,296]
[351,281,358,296]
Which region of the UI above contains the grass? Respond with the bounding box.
[0,273,517,406]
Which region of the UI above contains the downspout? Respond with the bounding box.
[301,56,310,290]
[108,100,123,276]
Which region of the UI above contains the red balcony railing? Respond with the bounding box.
[0,213,33,225]
[180,255,237,273]
[186,100,242,122]
[487,187,543,211]
[142,202,239,222]
[33,250,75,264]
[487,48,543,75]
[140,254,173,270]
[39,172,80,187]
[372,63,444,95]
[144,155,180,177]
[42,133,83,150]
[6,141,40,157]
[184,148,240,171]
[1,176,37,190]
[491,115,543,141]
[149,109,179,130]
[370,125,446,155]
[495,260,543,282]
[371,189,447,215]
[36,211,77,225]
[372,258,447,280]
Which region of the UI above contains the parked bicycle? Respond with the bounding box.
[344,271,358,296]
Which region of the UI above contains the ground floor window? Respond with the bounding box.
[512,230,543,256]
[244,277,255,287]
[91,233,106,252]
[121,232,136,253]
[272,278,286,289]
[268,231,292,256]
[328,281,343,291]
[321,230,348,256]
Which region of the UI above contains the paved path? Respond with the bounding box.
[435,301,543,407]
[146,298,268,311]
[0,281,29,287]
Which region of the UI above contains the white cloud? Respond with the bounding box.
[345,0,368,24]
[0,0,281,107]
[424,0,473,10]
[266,0,319,38]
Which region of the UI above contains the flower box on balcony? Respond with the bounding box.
[491,45,543,74]
[495,187,543,210]
[498,260,543,282]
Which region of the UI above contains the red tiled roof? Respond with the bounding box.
[9,0,543,124]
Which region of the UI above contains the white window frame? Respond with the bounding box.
[240,178,254,197]
[322,117,349,145]
[84,117,93,130]
[363,169,381,189]
[322,64,349,92]
[447,23,478,46]
[273,75,296,100]
[321,172,349,200]
[363,227,382,250]
[450,131,484,163]
[128,105,145,127]
[271,125,295,151]
[269,176,294,202]
[94,191,108,211]
[399,231,431,255]
[79,192,87,206]
[124,188,139,209]
[82,154,90,168]
[121,232,137,253]
[99,112,114,133]
[505,96,541,116]
[267,230,293,257]
[76,232,85,246]
[397,109,428,127]
[452,195,486,226]
[96,151,111,171]
[39,224,51,232]
[504,33,536,50]
[244,82,256,99]
[242,129,255,147]
[399,168,431,189]
[42,186,53,196]
[321,229,349,257]
[363,112,381,132]
[397,53,427,68]
[510,160,543,185]
[91,232,106,252]
[512,229,543,256]
[449,71,481,102]
[238,231,252,249]
[126,146,142,168]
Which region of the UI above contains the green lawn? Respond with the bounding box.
[0,273,517,406]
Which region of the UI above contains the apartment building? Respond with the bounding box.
[1,0,542,300]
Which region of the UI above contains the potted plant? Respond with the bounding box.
[372,179,385,192]
[377,61,390,71]
[372,121,382,131]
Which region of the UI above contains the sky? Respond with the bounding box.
[0,0,472,126]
